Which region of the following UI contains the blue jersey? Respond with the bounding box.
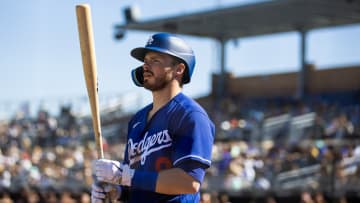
[122,92,215,203]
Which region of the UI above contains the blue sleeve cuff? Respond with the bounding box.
[176,161,207,183]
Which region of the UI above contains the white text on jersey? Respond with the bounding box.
[128,129,172,165]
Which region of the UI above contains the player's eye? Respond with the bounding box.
[144,58,162,66]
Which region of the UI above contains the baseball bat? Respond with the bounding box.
[76,4,104,159]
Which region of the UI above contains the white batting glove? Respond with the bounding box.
[91,182,122,203]
[93,159,123,184]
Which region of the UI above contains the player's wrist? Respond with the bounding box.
[120,164,158,192]
[120,164,135,186]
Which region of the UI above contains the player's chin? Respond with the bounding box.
[143,80,154,90]
[143,81,162,91]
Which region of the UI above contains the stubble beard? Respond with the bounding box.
[143,75,171,92]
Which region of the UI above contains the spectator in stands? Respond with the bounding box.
[217,143,232,174]
[299,191,315,203]
[79,190,91,203]
[265,195,277,203]
[0,189,13,203]
[344,165,360,193]
[218,191,232,203]
[311,115,326,139]
[41,188,58,203]
[199,191,213,203]
[337,196,348,203]
[314,191,328,203]
[325,114,354,138]
[59,190,77,203]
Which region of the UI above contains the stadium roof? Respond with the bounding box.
[115,0,360,99]
[116,0,360,41]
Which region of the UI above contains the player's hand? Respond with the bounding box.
[91,182,122,203]
[93,159,123,184]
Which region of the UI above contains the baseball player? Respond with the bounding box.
[91,32,215,203]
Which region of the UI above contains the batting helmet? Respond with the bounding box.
[130,33,196,87]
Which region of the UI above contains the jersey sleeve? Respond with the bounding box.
[177,160,207,183]
[171,111,215,168]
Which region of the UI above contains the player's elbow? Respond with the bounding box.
[187,181,200,194]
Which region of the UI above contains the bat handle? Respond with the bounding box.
[96,131,104,159]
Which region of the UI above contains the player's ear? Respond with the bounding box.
[175,63,187,87]
[175,63,186,77]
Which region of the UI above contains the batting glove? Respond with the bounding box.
[91,182,122,203]
[93,159,123,184]
[120,164,135,186]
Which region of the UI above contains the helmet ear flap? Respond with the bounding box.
[131,66,144,87]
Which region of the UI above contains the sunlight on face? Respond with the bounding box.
[142,51,178,91]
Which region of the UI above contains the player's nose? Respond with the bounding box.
[142,62,150,71]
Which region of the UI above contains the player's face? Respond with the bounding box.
[142,51,179,91]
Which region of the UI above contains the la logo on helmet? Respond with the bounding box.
[146,36,154,46]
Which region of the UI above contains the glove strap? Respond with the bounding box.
[121,164,135,186]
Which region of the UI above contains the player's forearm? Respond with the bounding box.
[94,159,201,195]
[155,168,200,195]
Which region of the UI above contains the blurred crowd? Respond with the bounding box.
[0,106,92,202]
[0,106,127,202]
[0,91,359,202]
[199,92,360,203]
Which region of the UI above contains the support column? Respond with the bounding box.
[297,29,308,100]
[215,38,227,108]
